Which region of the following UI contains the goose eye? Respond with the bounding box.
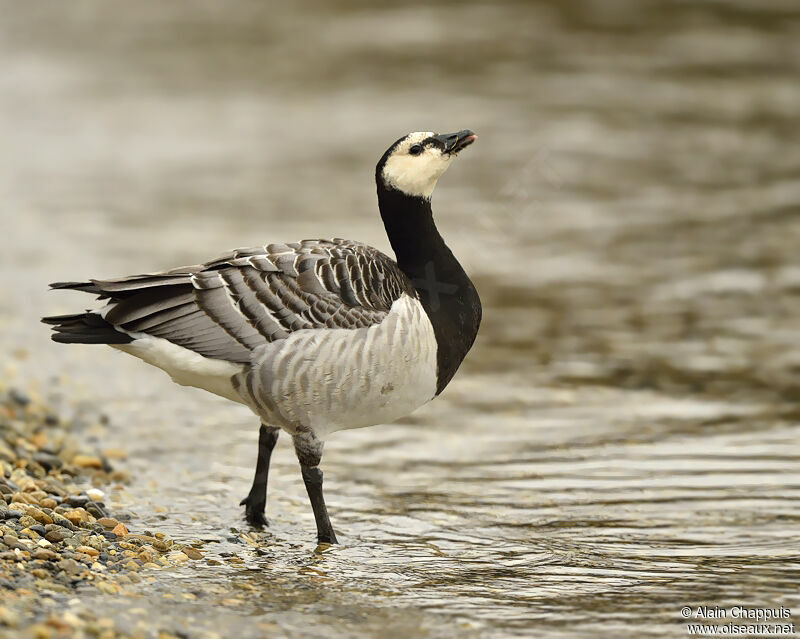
[409,144,423,156]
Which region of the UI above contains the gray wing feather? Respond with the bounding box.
[106,289,196,326]
[78,239,412,364]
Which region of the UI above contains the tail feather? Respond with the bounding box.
[41,312,133,345]
[49,281,103,294]
[41,312,90,325]
[45,273,195,346]
[49,274,191,299]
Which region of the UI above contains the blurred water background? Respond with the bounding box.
[1,0,800,637]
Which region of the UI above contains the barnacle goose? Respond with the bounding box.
[43,130,482,544]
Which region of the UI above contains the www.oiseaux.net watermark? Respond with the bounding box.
[682,606,795,636]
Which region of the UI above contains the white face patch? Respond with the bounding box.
[381,131,456,199]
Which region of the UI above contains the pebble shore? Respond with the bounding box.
[0,386,205,639]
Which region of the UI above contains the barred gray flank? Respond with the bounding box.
[232,295,438,436]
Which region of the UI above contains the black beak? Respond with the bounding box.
[431,129,477,154]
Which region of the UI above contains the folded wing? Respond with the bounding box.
[45,239,413,364]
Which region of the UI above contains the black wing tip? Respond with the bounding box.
[50,332,133,345]
[42,313,85,325]
[43,312,134,345]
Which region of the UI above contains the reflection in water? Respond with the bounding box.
[2,0,800,637]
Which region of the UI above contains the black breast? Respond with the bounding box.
[413,260,482,395]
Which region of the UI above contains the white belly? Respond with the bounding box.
[233,295,438,438]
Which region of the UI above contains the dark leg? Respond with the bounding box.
[240,424,280,527]
[294,432,338,544]
[301,466,338,544]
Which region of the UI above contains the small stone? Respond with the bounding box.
[63,535,80,548]
[0,443,16,464]
[29,431,47,449]
[138,549,157,563]
[75,545,99,557]
[12,493,38,505]
[153,539,171,552]
[86,488,105,501]
[86,536,104,551]
[55,611,81,629]
[20,528,41,540]
[23,507,53,526]
[57,558,82,575]
[64,509,87,525]
[183,547,203,560]
[71,455,103,469]
[44,531,64,543]
[8,388,30,406]
[90,471,110,485]
[39,498,57,509]
[32,453,62,471]
[65,495,89,508]
[110,470,131,483]
[85,502,107,519]
[0,604,19,627]
[50,514,76,531]
[96,517,118,530]
[29,491,50,504]
[95,581,118,594]
[32,548,57,560]
[2,534,17,546]
[28,623,52,639]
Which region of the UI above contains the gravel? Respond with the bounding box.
[0,385,205,638]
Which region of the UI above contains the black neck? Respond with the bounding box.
[378,188,443,277]
[377,184,482,394]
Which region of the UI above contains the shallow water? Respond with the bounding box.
[2,1,800,637]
